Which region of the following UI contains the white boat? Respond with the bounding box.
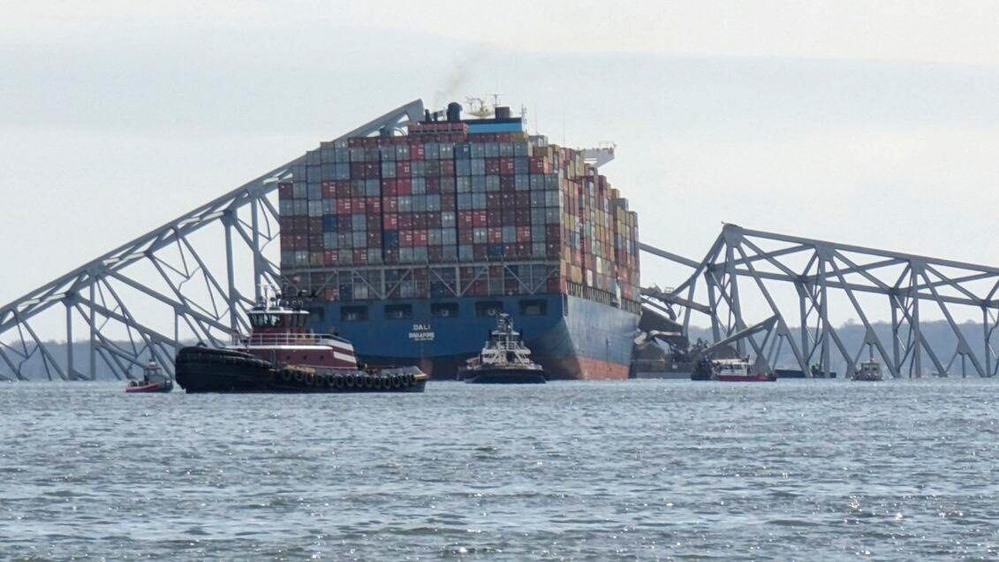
[460,313,547,384]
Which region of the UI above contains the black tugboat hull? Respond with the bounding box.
[461,368,547,384]
[174,346,428,393]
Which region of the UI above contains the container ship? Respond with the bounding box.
[278,101,641,380]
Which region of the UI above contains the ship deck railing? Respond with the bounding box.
[235,333,344,347]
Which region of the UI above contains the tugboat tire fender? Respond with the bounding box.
[280,369,293,382]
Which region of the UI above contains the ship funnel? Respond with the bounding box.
[446,102,462,122]
[495,106,511,119]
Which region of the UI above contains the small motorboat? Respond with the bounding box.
[126,361,175,393]
[852,359,884,381]
[460,313,546,384]
[852,345,884,381]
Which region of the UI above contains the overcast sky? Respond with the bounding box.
[3,1,999,325]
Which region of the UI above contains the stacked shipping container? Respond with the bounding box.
[279,117,640,312]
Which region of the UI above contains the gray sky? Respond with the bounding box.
[3,0,999,321]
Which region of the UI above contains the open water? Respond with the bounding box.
[1,377,997,561]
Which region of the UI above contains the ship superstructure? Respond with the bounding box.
[279,101,640,379]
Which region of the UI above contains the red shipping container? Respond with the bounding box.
[336,199,351,214]
[334,181,350,198]
[278,182,293,199]
[458,211,473,227]
[415,230,429,246]
[384,248,399,264]
[396,161,411,177]
[529,157,546,174]
[485,158,501,175]
[400,230,414,247]
[324,250,338,265]
[398,178,412,195]
[487,210,502,227]
[458,228,473,244]
[321,180,335,198]
[382,178,397,196]
[488,227,503,244]
[399,214,413,230]
[366,197,382,213]
[472,210,487,227]
[500,157,515,175]
[516,226,531,242]
[384,213,398,229]
[410,144,425,159]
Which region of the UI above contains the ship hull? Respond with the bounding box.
[174,346,428,393]
[309,293,638,381]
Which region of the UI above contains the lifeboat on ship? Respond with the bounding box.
[174,293,428,394]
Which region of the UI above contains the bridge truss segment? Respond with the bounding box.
[0,100,424,381]
[648,224,999,378]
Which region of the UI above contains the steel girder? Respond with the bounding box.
[0,100,424,381]
[649,224,999,378]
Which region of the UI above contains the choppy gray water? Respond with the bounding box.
[1,378,997,560]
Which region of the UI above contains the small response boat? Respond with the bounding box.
[125,361,175,393]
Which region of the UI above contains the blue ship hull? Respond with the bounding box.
[307,294,638,380]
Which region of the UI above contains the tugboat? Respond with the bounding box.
[692,357,776,382]
[125,361,175,393]
[459,313,547,384]
[174,291,428,393]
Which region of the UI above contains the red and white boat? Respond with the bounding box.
[125,361,174,393]
[174,293,428,393]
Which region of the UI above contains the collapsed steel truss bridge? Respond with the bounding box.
[0,101,424,381]
[2,100,997,380]
[642,224,999,378]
